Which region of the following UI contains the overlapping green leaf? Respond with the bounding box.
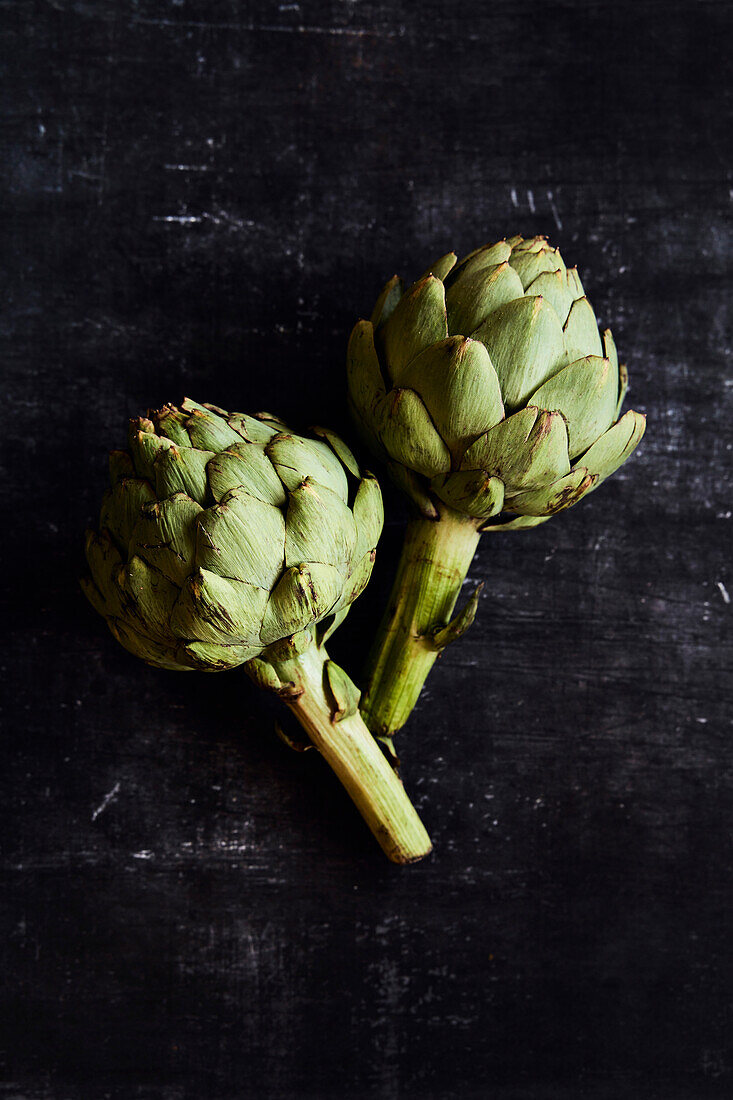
[347,320,387,429]
[530,355,617,458]
[380,276,448,383]
[446,262,524,337]
[352,474,384,559]
[206,442,287,506]
[376,388,451,478]
[171,568,268,645]
[260,563,343,644]
[472,296,566,409]
[128,494,203,586]
[432,470,505,519]
[574,409,646,489]
[563,297,603,362]
[397,336,504,459]
[197,488,285,589]
[100,478,157,554]
[285,479,356,572]
[154,444,213,504]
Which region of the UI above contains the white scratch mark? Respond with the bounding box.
[510,187,518,207]
[131,850,155,860]
[69,169,104,182]
[216,838,251,853]
[91,781,120,821]
[203,209,257,230]
[527,189,535,214]
[163,163,213,172]
[133,18,405,38]
[153,215,203,224]
[547,189,562,230]
[716,581,730,604]
[152,210,257,230]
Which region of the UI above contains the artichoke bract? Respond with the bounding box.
[348,235,646,743]
[83,398,431,863]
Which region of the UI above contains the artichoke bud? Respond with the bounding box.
[84,401,384,671]
[349,234,645,529]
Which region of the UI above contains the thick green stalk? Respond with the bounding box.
[267,642,432,864]
[360,505,481,740]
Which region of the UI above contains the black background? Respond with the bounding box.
[3,2,732,1097]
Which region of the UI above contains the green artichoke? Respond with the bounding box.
[83,398,431,863]
[83,398,383,671]
[347,235,646,741]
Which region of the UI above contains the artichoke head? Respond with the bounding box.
[347,235,645,530]
[83,399,383,670]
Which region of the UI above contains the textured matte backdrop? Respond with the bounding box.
[3,1,732,1097]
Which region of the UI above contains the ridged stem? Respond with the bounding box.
[360,505,481,740]
[266,642,432,864]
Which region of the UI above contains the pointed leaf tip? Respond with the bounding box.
[380,275,448,384]
[431,582,484,649]
[325,660,361,722]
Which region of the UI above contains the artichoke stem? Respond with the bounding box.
[360,505,481,741]
[264,641,432,864]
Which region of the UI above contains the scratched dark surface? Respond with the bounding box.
[2,1,732,1097]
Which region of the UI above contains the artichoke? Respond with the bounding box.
[82,398,431,863]
[347,235,646,742]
